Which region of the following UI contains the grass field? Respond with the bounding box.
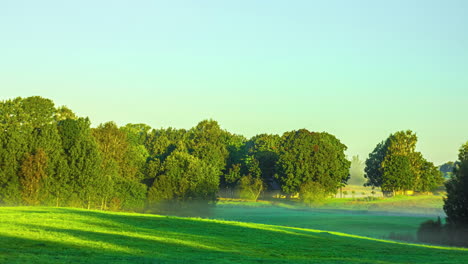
[214,194,445,239]
[1,207,467,263]
[219,193,444,214]
[320,194,444,215]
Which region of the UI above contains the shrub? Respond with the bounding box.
[417,217,443,244]
[299,182,327,206]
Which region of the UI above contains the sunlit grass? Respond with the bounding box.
[1,207,467,263]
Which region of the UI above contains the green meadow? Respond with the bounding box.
[1,206,467,264]
[214,194,445,239]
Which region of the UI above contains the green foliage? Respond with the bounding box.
[417,159,444,192]
[224,163,242,185]
[145,127,187,161]
[299,181,327,206]
[276,129,350,195]
[459,142,468,161]
[364,139,390,188]
[245,134,280,183]
[0,96,69,205]
[238,174,264,200]
[19,149,48,205]
[224,133,247,171]
[58,118,102,208]
[382,155,414,193]
[91,122,148,210]
[0,98,31,204]
[187,119,229,174]
[149,151,219,203]
[365,130,442,194]
[444,141,468,227]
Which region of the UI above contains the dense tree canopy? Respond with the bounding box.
[365,130,443,194]
[148,151,219,203]
[444,142,468,227]
[275,129,350,195]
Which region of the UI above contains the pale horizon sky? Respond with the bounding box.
[1,1,467,165]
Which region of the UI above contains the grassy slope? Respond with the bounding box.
[1,207,467,264]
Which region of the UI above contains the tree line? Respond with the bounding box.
[1,96,449,212]
[0,96,352,210]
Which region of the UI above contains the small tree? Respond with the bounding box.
[444,142,468,227]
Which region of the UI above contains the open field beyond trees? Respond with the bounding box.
[214,195,445,240]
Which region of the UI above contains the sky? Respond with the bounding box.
[1,0,467,165]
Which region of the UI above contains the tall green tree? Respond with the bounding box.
[187,119,229,174]
[221,132,247,188]
[58,118,102,209]
[364,139,390,188]
[365,130,442,194]
[276,129,350,195]
[0,96,65,205]
[92,122,148,210]
[444,141,468,227]
[381,155,414,193]
[245,134,280,189]
[120,123,151,181]
[30,123,70,206]
[0,98,31,204]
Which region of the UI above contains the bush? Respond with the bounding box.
[238,175,264,201]
[417,217,443,244]
[299,182,327,206]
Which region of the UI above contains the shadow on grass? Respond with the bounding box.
[3,207,468,264]
[0,233,158,263]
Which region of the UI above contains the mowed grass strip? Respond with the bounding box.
[0,207,467,264]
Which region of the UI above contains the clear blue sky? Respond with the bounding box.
[1,0,467,165]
